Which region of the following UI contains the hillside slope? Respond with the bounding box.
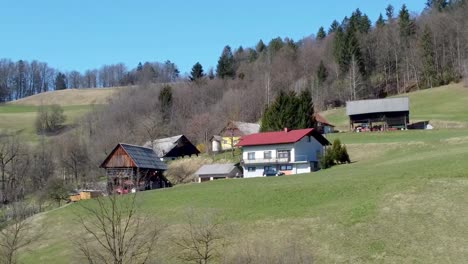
[9,83,468,262]
[18,128,468,263]
[0,88,120,139]
[10,87,119,106]
[321,83,468,131]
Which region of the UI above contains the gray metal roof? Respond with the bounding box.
[346,97,409,116]
[195,163,237,176]
[120,143,167,170]
[143,135,183,157]
[232,122,260,135]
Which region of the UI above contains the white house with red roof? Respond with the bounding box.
[236,128,330,178]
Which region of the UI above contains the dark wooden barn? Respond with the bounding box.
[346,97,410,131]
[143,135,200,161]
[100,143,170,194]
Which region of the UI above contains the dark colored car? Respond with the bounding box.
[263,169,285,177]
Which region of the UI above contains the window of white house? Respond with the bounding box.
[247,167,256,172]
[264,166,274,171]
[277,150,290,159]
[264,151,272,159]
[247,152,255,160]
[280,165,293,171]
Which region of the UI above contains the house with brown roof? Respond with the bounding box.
[236,128,330,178]
[314,113,335,134]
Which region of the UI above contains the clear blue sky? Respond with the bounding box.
[0,1,425,75]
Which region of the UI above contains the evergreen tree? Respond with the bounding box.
[376,13,386,28]
[54,72,67,90]
[248,49,258,62]
[159,85,173,121]
[260,90,315,132]
[216,46,235,79]
[398,4,415,40]
[136,62,143,72]
[190,62,204,81]
[328,20,340,34]
[317,60,328,85]
[385,4,394,21]
[296,89,315,129]
[316,26,326,40]
[420,25,437,88]
[256,40,266,53]
[268,37,284,56]
[426,0,448,11]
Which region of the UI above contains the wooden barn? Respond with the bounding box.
[346,97,410,131]
[100,143,170,194]
[143,135,200,161]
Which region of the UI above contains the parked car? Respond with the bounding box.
[263,169,285,177]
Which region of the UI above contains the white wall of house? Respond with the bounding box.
[241,136,325,178]
[241,143,295,162]
[211,140,221,152]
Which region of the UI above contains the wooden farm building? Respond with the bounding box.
[211,121,260,152]
[314,113,335,134]
[143,135,200,161]
[346,97,410,131]
[100,143,170,194]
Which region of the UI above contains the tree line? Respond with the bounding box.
[0,59,180,102]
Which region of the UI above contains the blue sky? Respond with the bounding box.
[0,1,425,75]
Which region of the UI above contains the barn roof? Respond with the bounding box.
[143,135,200,158]
[144,135,184,157]
[314,113,334,127]
[101,143,167,170]
[231,121,260,135]
[236,128,330,147]
[195,163,238,176]
[346,97,409,116]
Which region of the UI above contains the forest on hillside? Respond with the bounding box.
[1,1,467,106]
[0,1,468,205]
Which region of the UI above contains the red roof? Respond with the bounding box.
[236,128,330,147]
[314,113,334,127]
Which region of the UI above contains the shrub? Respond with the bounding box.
[337,145,351,164]
[319,149,335,169]
[35,104,66,134]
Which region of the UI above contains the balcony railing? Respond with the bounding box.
[242,155,313,164]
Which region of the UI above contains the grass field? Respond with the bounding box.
[0,88,117,140]
[18,128,468,263]
[321,83,468,130]
[0,104,99,140]
[5,83,468,262]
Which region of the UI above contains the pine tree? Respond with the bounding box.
[420,25,437,88]
[398,4,415,40]
[328,20,340,34]
[296,89,315,129]
[426,0,448,11]
[317,60,328,85]
[216,46,235,79]
[316,26,326,40]
[159,85,173,121]
[376,13,386,28]
[385,4,394,21]
[256,40,266,53]
[54,72,67,90]
[190,62,204,81]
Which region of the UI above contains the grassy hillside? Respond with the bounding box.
[0,88,118,140]
[18,128,468,263]
[321,83,468,131]
[10,88,118,106]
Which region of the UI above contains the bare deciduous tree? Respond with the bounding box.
[0,202,41,264]
[174,210,226,264]
[76,194,163,264]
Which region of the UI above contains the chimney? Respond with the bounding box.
[284,127,290,133]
